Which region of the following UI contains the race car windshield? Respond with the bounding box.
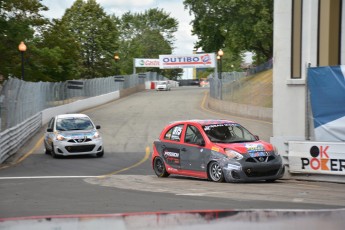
[56,118,94,131]
[203,123,257,143]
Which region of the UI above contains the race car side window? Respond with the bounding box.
[164,125,184,142]
[48,117,55,130]
[184,125,204,145]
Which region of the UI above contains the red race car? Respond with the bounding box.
[152,119,284,182]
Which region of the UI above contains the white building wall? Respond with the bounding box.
[271,0,309,161]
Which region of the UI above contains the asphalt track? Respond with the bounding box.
[0,87,345,221]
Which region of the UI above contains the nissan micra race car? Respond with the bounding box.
[44,114,104,158]
[152,119,284,182]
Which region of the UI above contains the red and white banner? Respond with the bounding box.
[159,53,216,69]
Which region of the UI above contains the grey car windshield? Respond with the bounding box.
[203,123,256,143]
[56,118,94,131]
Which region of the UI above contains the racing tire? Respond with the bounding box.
[96,150,104,158]
[266,179,276,183]
[44,144,50,155]
[153,157,170,177]
[208,161,224,182]
[50,145,59,158]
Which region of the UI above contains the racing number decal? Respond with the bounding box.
[171,126,183,141]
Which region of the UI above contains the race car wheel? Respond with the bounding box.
[44,144,50,155]
[50,144,58,158]
[96,150,104,158]
[208,161,224,182]
[154,157,169,177]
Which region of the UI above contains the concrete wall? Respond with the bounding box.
[270,0,310,161]
[207,96,272,122]
[42,91,121,125]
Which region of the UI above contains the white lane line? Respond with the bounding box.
[0,176,100,180]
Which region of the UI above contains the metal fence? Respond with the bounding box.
[246,59,273,76]
[0,72,161,132]
[0,72,164,163]
[209,72,246,99]
[209,57,274,108]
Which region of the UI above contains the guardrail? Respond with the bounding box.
[0,72,168,164]
[0,113,41,163]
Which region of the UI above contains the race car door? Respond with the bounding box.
[180,124,207,172]
[155,124,184,169]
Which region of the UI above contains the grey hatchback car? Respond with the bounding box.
[44,114,104,158]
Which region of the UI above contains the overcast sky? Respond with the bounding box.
[41,0,197,55]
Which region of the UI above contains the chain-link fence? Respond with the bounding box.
[209,72,246,99]
[0,72,161,131]
[209,59,274,105]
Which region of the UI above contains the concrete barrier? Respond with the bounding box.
[207,96,272,122]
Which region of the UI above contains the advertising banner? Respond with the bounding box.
[159,53,216,69]
[288,141,345,175]
[308,66,345,141]
[134,58,160,68]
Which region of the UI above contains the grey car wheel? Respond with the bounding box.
[44,142,50,155]
[50,144,58,158]
[153,157,169,177]
[208,161,224,182]
[96,150,104,158]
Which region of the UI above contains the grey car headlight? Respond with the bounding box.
[93,131,101,139]
[225,149,243,160]
[56,134,66,141]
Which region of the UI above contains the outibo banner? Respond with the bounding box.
[288,141,345,175]
[307,66,345,141]
[134,59,160,68]
[159,53,216,69]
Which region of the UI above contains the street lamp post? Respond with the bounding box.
[217,49,224,79]
[114,53,120,75]
[18,41,27,80]
[217,49,224,100]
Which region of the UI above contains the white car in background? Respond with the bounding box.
[44,113,104,158]
[156,81,171,91]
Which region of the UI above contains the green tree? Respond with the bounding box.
[184,0,273,66]
[117,8,181,77]
[0,0,48,80]
[30,19,82,82]
[61,0,119,78]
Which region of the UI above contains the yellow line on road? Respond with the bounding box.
[97,146,151,179]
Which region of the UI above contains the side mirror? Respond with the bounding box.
[47,128,53,132]
[96,125,101,129]
[254,135,259,141]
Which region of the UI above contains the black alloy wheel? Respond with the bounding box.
[153,157,170,177]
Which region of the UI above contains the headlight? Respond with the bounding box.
[56,134,66,141]
[93,131,101,139]
[225,149,243,160]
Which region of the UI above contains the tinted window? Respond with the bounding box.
[184,125,204,145]
[203,123,256,143]
[56,117,94,131]
[47,117,55,130]
[164,124,184,142]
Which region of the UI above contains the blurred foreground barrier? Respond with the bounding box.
[1,209,344,230]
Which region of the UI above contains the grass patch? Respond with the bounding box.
[222,69,272,108]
